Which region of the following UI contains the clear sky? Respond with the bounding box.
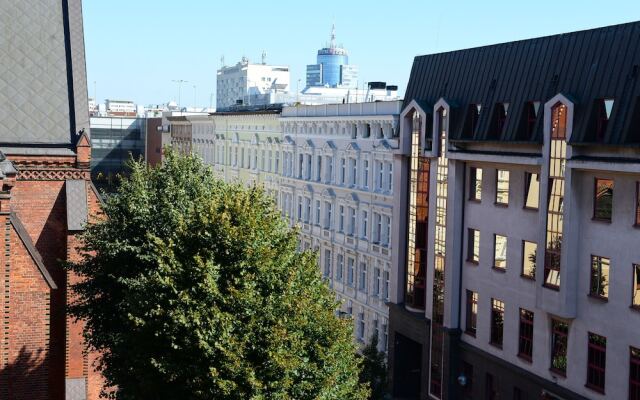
[83,0,640,108]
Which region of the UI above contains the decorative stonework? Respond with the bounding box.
[17,169,89,181]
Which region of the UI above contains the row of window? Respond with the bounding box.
[466,230,536,278]
[282,194,392,245]
[283,122,397,139]
[341,298,389,350]
[469,168,640,227]
[465,291,639,396]
[468,167,540,209]
[323,250,390,299]
[281,152,393,193]
[467,228,640,306]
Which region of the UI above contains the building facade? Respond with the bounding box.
[306,25,358,89]
[216,57,291,111]
[169,101,404,351]
[0,0,104,399]
[389,22,640,400]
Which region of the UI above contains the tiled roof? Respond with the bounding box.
[404,21,640,145]
[0,0,90,149]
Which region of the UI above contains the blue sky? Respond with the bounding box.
[83,1,640,108]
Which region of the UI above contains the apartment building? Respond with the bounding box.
[169,101,403,351]
[279,101,402,351]
[389,22,640,400]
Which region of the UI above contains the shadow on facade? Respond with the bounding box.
[0,346,48,399]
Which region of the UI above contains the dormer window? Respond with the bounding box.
[594,98,615,142]
[489,103,509,139]
[462,104,481,138]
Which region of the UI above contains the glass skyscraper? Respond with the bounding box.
[306,25,358,88]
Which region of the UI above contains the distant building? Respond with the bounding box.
[90,116,146,189]
[216,56,290,111]
[306,25,358,89]
[105,99,138,116]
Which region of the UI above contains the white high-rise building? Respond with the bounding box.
[216,56,290,111]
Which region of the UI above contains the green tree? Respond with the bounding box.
[358,333,388,400]
[68,150,369,400]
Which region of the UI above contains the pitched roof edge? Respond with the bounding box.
[10,213,57,289]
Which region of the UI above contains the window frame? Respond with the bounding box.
[636,182,640,227]
[589,254,610,301]
[523,172,540,210]
[489,298,504,348]
[467,228,480,264]
[630,346,640,400]
[517,308,534,362]
[593,177,614,222]
[550,319,569,376]
[633,264,640,310]
[469,167,482,202]
[495,169,510,206]
[521,240,537,280]
[585,332,606,394]
[493,234,507,272]
[465,290,478,337]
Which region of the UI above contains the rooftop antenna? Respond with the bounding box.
[220,55,225,68]
[262,50,267,65]
[330,23,336,49]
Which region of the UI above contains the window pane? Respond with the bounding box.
[470,167,482,201]
[467,228,480,263]
[518,308,534,359]
[496,170,509,204]
[590,255,610,298]
[490,299,504,347]
[586,333,606,392]
[494,235,507,269]
[524,172,540,209]
[594,178,614,221]
[551,319,569,374]
[634,264,640,307]
[522,241,537,278]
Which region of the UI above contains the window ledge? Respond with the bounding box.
[489,342,503,350]
[585,383,605,395]
[492,266,507,273]
[468,198,481,203]
[591,217,612,224]
[517,354,532,363]
[520,274,535,281]
[494,202,509,208]
[549,368,566,378]
[464,330,476,338]
[523,206,539,212]
[543,283,560,292]
[631,305,640,312]
[587,293,608,302]
[466,259,479,265]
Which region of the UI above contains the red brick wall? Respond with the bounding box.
[0,219,52,400]
[11,180,67,400]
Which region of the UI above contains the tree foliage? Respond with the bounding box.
[358,333,388,400]
[68,150,369,400]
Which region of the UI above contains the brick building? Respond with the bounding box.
[0,0,103,399]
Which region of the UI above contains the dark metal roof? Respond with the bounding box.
[403,21,640,145]
[0,0,90,150]
[66,180,88,231]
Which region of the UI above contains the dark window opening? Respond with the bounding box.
[518,308,534,360]
[524,172,540,209]
[550,319,569,375]
[490,299,504,347]
[485,373,498,400]
[635,182,640,226]
[469,167,483,201]
[587,98,614,142]
[586,332,606,393]
[633,264,640,309]
[630,347,640,400]
[516,101,540,140]
[488,102,509,139]
[461,361,474,399]
[593,178,614,221]
[625,96,640,144]
[462,104,482,139]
